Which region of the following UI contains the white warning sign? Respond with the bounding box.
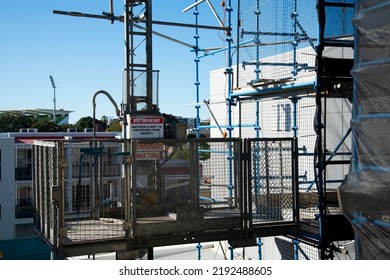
[129,115,164,139]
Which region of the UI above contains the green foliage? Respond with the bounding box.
[75,116,94,131]
[0,112,77,132]
[170,134,211,161]
[107,119,122,132]
[31,119,61,132]
[171,146,190,160]
[0,113,33,132]
[162,113,177,125]
[198,141,211,161]
[188,134,211,161]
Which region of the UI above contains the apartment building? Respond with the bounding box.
[0,130,120,259]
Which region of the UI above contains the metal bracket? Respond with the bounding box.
[123,155,135,164]
[58,157,67,168]
[58,227,68,238]
[51,185,61,205]
[123,221,132,231]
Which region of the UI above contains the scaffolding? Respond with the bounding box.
[34,0,389,260]
[209,0,355,259]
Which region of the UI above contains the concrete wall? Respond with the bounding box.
[0,137,16,240]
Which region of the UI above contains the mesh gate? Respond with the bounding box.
[130,138,242,238]
[247,138,299,227]
[33,140,126,247]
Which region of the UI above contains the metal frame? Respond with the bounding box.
[245,138,299,229]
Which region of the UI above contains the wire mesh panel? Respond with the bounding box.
[239,97,319,222]
[295,97,318,221]
[259,236,319,260]
[238,0,317,86]
[33,141,58,246]
[239,99,296,139]
[248,138,298,226]
[33,140,126,247]
[131,138,242,238]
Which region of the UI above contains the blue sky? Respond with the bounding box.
[0,0,231,124]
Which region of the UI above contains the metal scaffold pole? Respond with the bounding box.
[193,2,202,258]
[194,3,201,139]
[226,0,234,139]
[315,0,326,260]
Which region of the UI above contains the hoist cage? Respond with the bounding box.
[32,137,299,258]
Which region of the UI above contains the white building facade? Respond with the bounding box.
[0,131,120,259]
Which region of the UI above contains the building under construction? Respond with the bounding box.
[32,0,390,260]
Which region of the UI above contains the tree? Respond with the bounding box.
[162,113,176,125]
[170,134,211,161]
[187,134,211,161]
[75,116,107,132]
[0,113,76,132]
[107,119,122,132]
[0,113,33,132]
[31,119,61,132]
[75,116,94,131]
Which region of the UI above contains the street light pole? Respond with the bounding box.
[49,75,57,124]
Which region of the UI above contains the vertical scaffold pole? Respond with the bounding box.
[196,242,202,260]
[229,245,234,260]
[291,97,300,138]
[291,0,298,77]
[254,1,263,256]
[193,2,203,258]
[293,239,300,260]
[194,3,201,139]
[226,0,233,139]
[235,0,241,88]
[225,0,234,207]
[291,97,300,258]
[257,237,263,260]
[254,0,261,82]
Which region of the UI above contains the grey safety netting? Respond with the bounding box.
[338,0,390,260]
[238,0,317,85]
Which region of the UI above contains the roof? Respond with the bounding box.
[0,131,121,143]
[0,108,73,116]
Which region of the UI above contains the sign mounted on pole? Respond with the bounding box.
[129,115,164,138]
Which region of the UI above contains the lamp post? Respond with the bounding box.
[49,75,57,124]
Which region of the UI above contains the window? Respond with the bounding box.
[15,148,32,180]
[276,103,292,132]
[0,149,2,181]
[15,223,35,238]
[15,184,33,218]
